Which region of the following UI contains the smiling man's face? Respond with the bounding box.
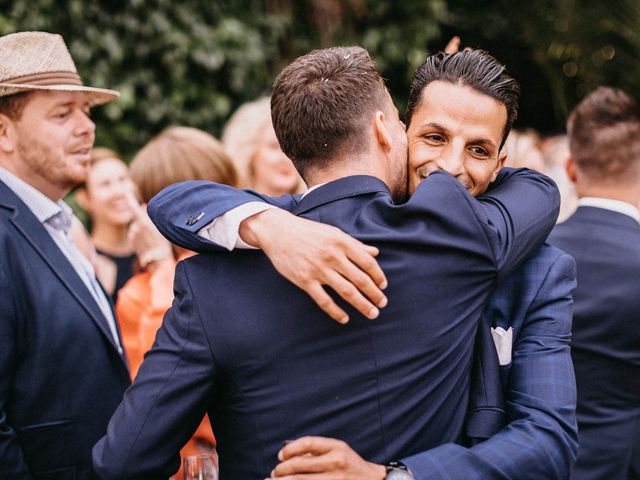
[7,90,96,199]
[406,80,508,197]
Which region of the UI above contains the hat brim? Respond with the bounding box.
[0,83,119,106]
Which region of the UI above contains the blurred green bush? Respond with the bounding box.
[1,0,637,156]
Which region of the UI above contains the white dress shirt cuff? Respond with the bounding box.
[197,202,276,250]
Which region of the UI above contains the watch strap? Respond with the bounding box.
[384,461,415,479]
[385,461,409,473]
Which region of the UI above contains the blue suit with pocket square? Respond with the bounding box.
[138,176,579,479]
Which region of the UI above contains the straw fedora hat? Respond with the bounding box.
[0,31,119,105]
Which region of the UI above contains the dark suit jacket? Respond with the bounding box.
[0,182,131,480]
[549,206,640,480]
[94,170,558,479]
[147,170,579,479]
[402,244,579,479]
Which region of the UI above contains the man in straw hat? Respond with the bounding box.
[0,31,130,479]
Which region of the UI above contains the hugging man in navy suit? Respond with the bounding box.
[548,87,640,480]
[0,32,130,479]
[94,47,559,479]
[143,49,578,479]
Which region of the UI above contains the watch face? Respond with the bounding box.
[386,469,415,480]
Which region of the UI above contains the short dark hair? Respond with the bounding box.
[0,91,33,120]
[406,50,520,150]
[567,86,640,182]
[271,46,388,179]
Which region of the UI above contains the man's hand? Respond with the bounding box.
[269,437,386,479]
[239,209,388,324]
[443,35,472,54]
[444,35,461,54]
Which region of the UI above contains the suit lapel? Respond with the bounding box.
[1,187,126,364]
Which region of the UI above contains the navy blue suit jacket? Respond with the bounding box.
[145,169,578,479]
[0,182,131,480]
[402,244,578,479]
[549,206,640,480]
[94,169,558,479]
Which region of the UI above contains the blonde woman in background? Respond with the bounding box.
[116,126,238,475]
[222,96,305,195]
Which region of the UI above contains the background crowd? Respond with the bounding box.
[0,1,638,479]
[1,0,638,159]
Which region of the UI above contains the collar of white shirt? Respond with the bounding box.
[0,166,70,225]
[578,197,639,223]
[301,182,327,199]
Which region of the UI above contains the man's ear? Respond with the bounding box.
[565,156,578,184]
[373,111,393,152]
[0,113,16,154]
[490,151,508,183]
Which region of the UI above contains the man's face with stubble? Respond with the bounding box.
[406,80,509,197]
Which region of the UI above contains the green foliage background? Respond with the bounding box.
[1,0,637,158]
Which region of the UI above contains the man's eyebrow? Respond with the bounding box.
[48,100,91,110]
[417,122,450,133]
[469,137,498,149]
[49,101,73,108]
[416,122,498,148]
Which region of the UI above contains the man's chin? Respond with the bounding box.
[67,169,89,187]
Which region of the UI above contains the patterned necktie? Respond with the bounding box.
[47,209,123,354]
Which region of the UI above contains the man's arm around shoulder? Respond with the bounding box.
[410,167,560,280]
[147,180,298,252]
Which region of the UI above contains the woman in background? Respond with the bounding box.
[222,96,305,195]
[75,148,137,302]
[117,126,238,474]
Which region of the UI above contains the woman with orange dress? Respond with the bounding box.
[116,126,238,476]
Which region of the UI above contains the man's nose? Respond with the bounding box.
[75,110,96,137]
[436,148,465,176]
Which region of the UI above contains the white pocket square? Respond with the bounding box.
[490,327,513,366]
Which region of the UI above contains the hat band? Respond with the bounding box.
[2,71,82,86]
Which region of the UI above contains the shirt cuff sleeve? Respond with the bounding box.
[197,202,277,250]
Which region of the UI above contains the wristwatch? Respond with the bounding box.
[385,462,415,479]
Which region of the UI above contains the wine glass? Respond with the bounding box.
[183,454,218,480]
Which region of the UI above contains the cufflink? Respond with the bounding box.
[185,212,205,226]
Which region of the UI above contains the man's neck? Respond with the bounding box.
[304,156,389,191]
[0,157,67,201]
